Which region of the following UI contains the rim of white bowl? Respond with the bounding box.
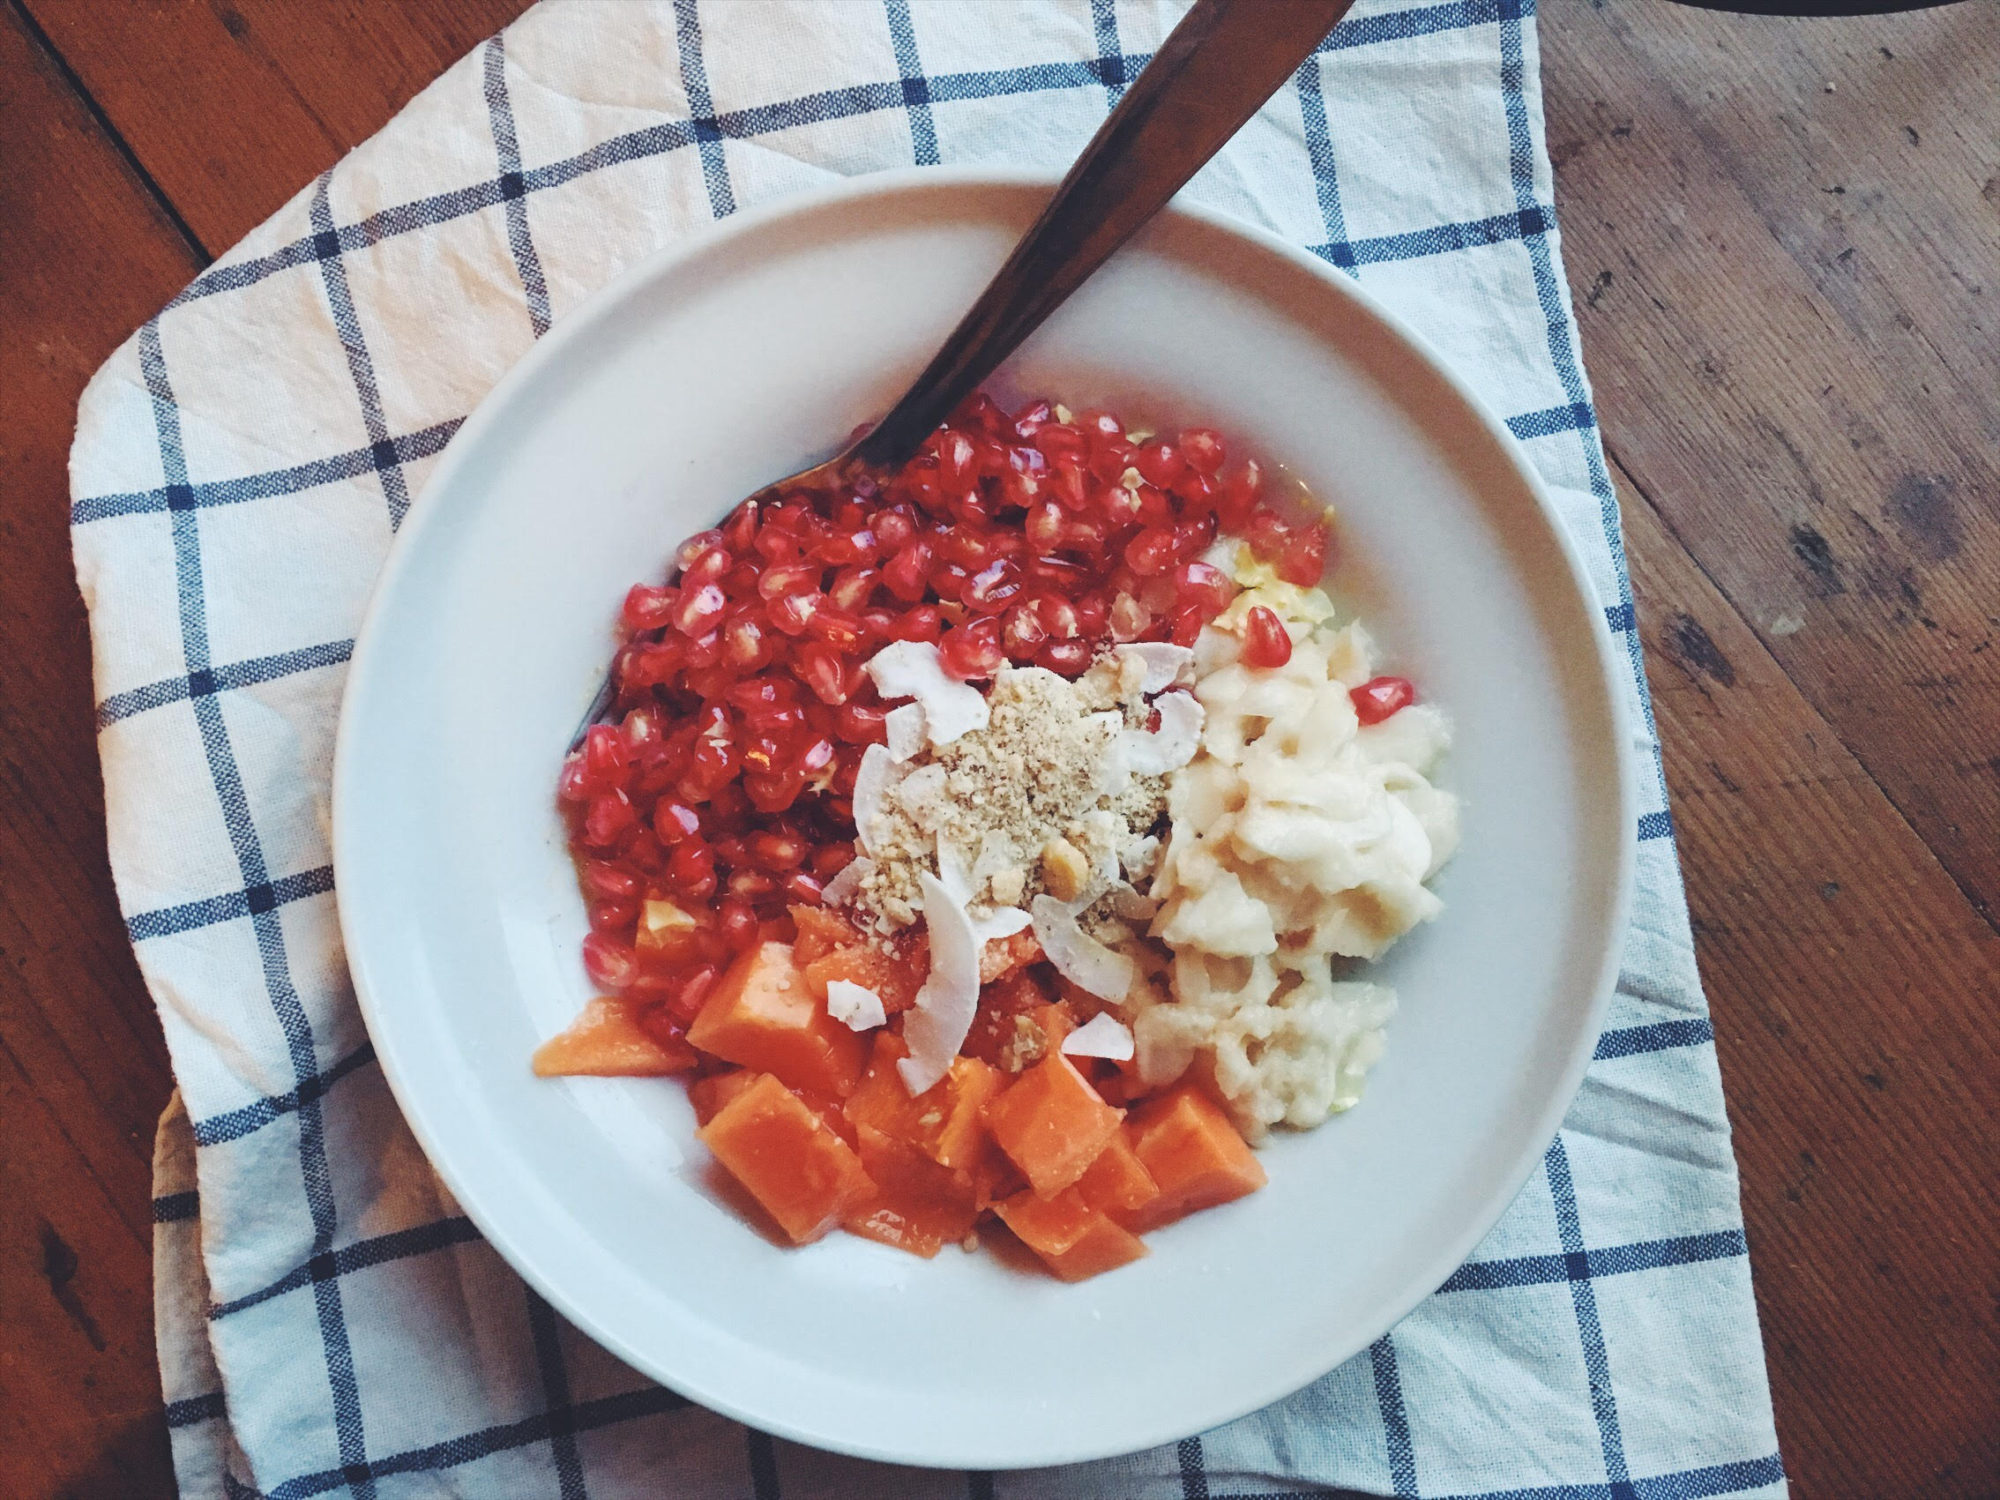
[332,165,1637,1468]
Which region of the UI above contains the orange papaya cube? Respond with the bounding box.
[790,903,860,964]
[686,942,865,1098]
[1122,1085,1267,1233]
[687,1068,757,1126]
[978,927,1043,984]
[993,1186,1148,1282]
[1074,1129,1160,1224]
[696,1072,875,1244]
[804,939,925,1015]
[982,1053,1124,1199]
[842,1125,980,1258]
[532,997,697,1077]
[844,1033,1003,1170]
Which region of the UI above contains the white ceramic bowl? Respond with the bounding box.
[333,169,1632,1469]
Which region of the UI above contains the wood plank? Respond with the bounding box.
[0,5,203,1496]
[1543,0,2000,926]
[1619,457,2000,1496]
[19,0,536,255]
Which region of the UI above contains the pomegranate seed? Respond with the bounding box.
[1124,525,1179,576]
[794,641,848,705]
[588,897,639,934]
[765,591,821,636]
[886,604,943,642]
[964,557,1024,615]
[1012,398,1053,437]
[813,529,879,566]
[676,528,725,569]
[936,429,977,489]
[667,840,716,895]
[1351,675,1416,724]
[583,791,637,846]
[1091,441,1139,486]
[1073,594,1109,639]
[811,842,857,879]
[718,902,759,953]
[1078,409,1124,442]
[938,617,1004,680]
[723,500,759,552]
[1062,516,1108,553]
[1109,592,1152,642]
[1218,460,1262,528]
[758,559,822,600]
[1169,605,1206,646]
[727,868,777,899]
[752,526,801,564]
[798,735,837,780]
[884,539,932,601]
[681,547,732,588]
[1027,500,1067,550]
[1134,440,1186,488]
[1174,561,1236,615]
[557,751,593,803]
[672,583,727,637]
[1033,423,1088,465]
[1180,428,1225,474]
[1033,594,1080,640]
[875,507,917,549]
[583,724,628,784]
[579,860,640,900]
[1276,521,1330,586]
[1242,606,1293,668]
[748,831,807,870]
[784,871,826,905]
[1246,508,1290,562]
[653,801,700,843]
[1038,639,1093,675]
[622,583,676,632]
[668,965,721,1023]
[744,768,806,813]
[835,702,890,743]
[683,630,721,669]
[720,615,772,671]
[581,933,640,991]
[1100,483,1144,528]
[1134,483,1174,528]
[829,565,879,610]
[1002,603,1049,659]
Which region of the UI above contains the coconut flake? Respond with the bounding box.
[884,702,927,763]
[971,905,1034,944]
[934,835,975,906]
[851,744,897,855]
[1061,1012,1135,1061]
[820,855,872,907]
[825,979,887,1032]
[1120,690,1203,775]
[898,871,982,1095]
[1114,642,1196,695]
[864,640,989,746]
[1031,895,1136,1001]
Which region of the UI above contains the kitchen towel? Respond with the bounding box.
[72,2,1785,1495]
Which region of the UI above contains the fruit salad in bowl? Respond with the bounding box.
[534,391,1459,1279]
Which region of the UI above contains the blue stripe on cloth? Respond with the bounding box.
[1322,0,1503,53]
[263,1387,691,1500]
[1089,0,1128,105]
[166,1392,228,1428]
[1425,1454,1787,1500]
[1604,602,1635,633]
[1295,55,1351,263]
[482,34,553,339]
[1369,1336,1421,1498]
[138,317,377,1495]
[153,1190,201,1223]
[1439,1230,1748,1293]
[1507,401,1597,440]
[524,1289,589,1500]
[308,176,410,532]
[98,639,353,728]
[882,0,940,166]
[211,1217,483,1320]
[1638,811,1674,841]
[71,419,461,525]
[1311,206,1553,272]
[1546,1137,1633,1494]
[672,0,737,220]
[190,1041,375,1147]
[1595,1018,1713,1061]
[1176,1434,1209,1500]
[127,865,335,943]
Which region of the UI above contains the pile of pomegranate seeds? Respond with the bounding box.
[555,393,1333,1048]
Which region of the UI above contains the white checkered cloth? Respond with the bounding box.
[71,2,1785,1496]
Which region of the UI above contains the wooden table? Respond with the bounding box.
[4,3,1994,1495]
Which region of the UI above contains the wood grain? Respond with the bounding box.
[22,0,535,254]
[0,7,201,1497]
[0,0,1995,1496]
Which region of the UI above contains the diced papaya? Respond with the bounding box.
[1122,1084,1267,1233]
[688,1068,756,1126]
[963,968,1076,1072]
[981,1053,1123,1199]
[804,939,925,1015]
[844,1033,1003,1171]
[790,903,860,964]
[532,996,697,1077]
[978,928,1043,984]
[993,1186,1148,1282]
[841,1125,980,1258]
[1074,1129,1161,1224]
[696,1072,874,1244]
[686,941,865,1098]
